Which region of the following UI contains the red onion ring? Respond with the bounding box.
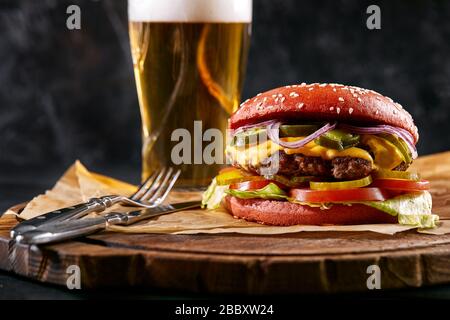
[338,123,417,159]
[267,122,337,149]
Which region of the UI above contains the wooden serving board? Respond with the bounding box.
[1,152,450,294]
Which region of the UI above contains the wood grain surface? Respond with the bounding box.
[1,151,450,294]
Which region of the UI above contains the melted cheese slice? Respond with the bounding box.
[361,135,405,170]
[227,135,406,171]
[227,137,374,169]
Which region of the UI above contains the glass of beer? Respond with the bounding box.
[128,0,252,188]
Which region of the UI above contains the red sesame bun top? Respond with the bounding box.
[230,83,419,144]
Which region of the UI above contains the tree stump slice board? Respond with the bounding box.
[1,151,450,294]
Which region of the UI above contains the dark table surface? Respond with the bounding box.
[1,166,450,300]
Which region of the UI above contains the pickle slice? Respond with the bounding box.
[373,169,420,181]
[309,175,372,190]
[231,124,322,147]
[216,168,263,185]
[264,175,315,187]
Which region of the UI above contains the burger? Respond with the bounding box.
[202,83,438,228]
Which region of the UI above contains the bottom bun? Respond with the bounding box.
[223,196,397,226]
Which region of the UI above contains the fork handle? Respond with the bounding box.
[10,195,120,238]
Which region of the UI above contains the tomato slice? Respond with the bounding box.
[230,180,287,191]
[289,187,388,202]
[371,179,430,191]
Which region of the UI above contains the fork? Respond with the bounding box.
[10,167,181,238]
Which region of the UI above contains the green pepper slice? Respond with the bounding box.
[279,124,321,137]
[314,129,360,150]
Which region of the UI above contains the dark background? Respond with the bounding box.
[0,0,450,206]
[0,0,450,300]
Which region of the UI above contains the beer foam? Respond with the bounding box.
[128,0,252,22]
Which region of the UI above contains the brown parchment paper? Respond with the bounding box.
[7,160,449,236]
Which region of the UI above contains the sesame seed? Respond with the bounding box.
[263,97,268,102]
[280,97,286,103]
[257,93,262,96]
[274,97,279,103]
[285,85,292,88]
[353,94,358,98]
[319,83,327,87]
[349,108,354,114]
[300,82,306,86]
[245,99,250,103]
[333,88,337,92]
[393,109,398,115]
[272,94,277,98]
[357,97,362,102]
[289,92,299,98]
[330,107,334,111]
[297,102,304,109]
[338,97,344,102]
[337,107,341,114]
[278,93,283,97]
[375,110,379,115]
[308,87,314,91]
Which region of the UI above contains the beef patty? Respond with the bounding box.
[233,150,374,180]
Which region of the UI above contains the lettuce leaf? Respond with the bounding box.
[201,178,229,209]
[360,191,438,228]
[202,179,439,228]
[226,183,287,200]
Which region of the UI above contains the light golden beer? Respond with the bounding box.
[128,0,252,188]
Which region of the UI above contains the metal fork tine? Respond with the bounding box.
[145,169,175,205]
[148,169,180,205]
[138,167,168,202]
[130,169,160,200]
[142,167,173,203]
